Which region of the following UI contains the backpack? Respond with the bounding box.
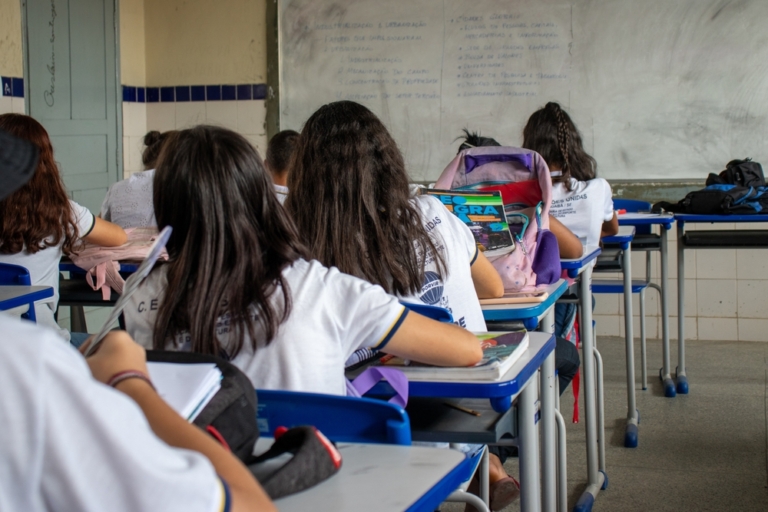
[652,184,768,215]
[705,158,765,188]
[146,351,342,499]
[435,146,561,291]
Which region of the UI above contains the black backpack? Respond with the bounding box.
[705,158,765,188]
[146,351,342,499]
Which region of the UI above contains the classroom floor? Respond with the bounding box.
[441,336,768,512]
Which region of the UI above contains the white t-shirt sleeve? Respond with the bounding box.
[0,316,227,512]
[423,195,479,264]
[600,179,615,222]
[69,200,96,239]
[322,267,408,356]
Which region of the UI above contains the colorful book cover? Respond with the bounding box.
[424,189,515,257]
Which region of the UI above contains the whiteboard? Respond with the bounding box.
[279,0,768,182]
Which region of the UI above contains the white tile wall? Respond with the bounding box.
[596,224,768,343]
[0,95,12,114]
[11,97,25,113]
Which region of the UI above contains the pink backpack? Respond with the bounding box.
[70,227,169,299]
[435,146,560,292]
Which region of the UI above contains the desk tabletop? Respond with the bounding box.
[674,213,768,223]
[602,225,636,244]
[255,439,467,512]
[358,332,555,404]
[618,212,674,227]
[0,286,54,310]
[560,245,601,277]
[482,279,568,323]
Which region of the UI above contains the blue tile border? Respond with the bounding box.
[1,76,23,97]
[121,83,267,102]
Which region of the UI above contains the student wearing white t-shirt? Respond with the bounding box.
[0,114,127,343]
[101,130,176,228]
[265,129,299,205]
[0,134,274,512]
[522,102,619,245]
[522,102,619,343]
[0,316,275,512]
[124,126,481,396]
[285,101,523,512]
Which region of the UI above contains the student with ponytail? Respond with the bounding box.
[522,102,618,246]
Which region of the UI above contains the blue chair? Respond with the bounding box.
[0,263,37,321]
[256,389,412,445]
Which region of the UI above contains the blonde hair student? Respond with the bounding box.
[0,114,127,344]
[124,125,481,395]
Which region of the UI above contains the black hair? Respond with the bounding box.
[286,100,446,296]
[522,102,597,190]
[266,129,300,176]
[152,125,306,356]
[456,128,501,154]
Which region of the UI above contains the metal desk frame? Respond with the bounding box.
[674,213,768,394]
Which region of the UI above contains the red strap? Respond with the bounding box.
[206,425,231,452]
[571,314,581,423]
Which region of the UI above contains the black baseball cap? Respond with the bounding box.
[0,129,38,201]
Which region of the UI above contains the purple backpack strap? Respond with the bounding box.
[347,367,409,407]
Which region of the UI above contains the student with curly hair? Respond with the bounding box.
[0,114,126,344]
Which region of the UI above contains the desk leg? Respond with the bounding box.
[519,377,542,512]
[676,222,689,394]
[540,307,556,512]
[573,264,606,512]
[660,227,676,397]
[622,244,639,448]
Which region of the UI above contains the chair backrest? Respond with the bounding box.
[0,263,32,285]
[256,389,412,446]
[614,198,653,235]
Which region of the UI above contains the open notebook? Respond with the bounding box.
[147,362,222,421]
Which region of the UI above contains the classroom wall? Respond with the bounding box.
[0,0,25,115]
[121,0,269,176]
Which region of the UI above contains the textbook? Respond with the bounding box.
[378,331,529,381]
[147,362,223,421]
[424,189,515,258]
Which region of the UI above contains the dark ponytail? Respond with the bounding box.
[522,102,596,191]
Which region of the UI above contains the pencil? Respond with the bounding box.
[443,402,481,417]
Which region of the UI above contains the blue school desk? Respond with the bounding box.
[560,246,607,512]
[617,213,676,397]
[354,331,556,512]
[0,285,54,320]
[481,279,569,329]
[253,438,468,511]
[480,280,566,512]
[59,260,140,273]
[674,213,768,394]
[597,226,641,451]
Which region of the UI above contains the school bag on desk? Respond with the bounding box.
[435,146,561,291]
[653,159,768,214]
[146,351,342,499]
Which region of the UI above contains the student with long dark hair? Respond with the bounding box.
[285,101,518,511]
[124,125,481,395]
[0,114,127,344]
[523,102,619,245]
